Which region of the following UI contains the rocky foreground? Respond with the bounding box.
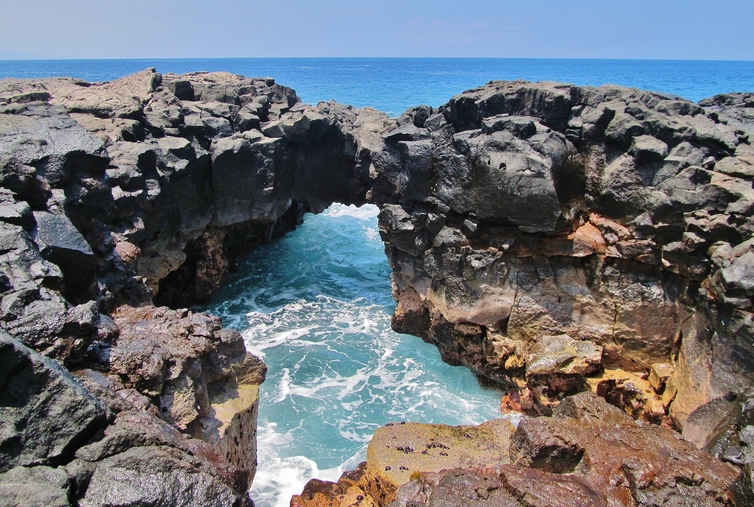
[0,69,752,506]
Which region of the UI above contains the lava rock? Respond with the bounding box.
[0,465,71,507]
[78,446,240,507]
[33,211,96,300]
[0,331,109,471]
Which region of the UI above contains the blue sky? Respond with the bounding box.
[1,0,752,60]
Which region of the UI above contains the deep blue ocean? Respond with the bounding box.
[1,58,752,116]
[4,58,751,506]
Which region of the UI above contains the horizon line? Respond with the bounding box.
[2,56,754,64]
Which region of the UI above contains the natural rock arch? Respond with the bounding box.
[1,70,753,505]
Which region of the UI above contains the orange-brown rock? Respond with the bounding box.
[290,463,377,507]
[363,419,515,506]
[586,368,670,425]
[389,393,751,507]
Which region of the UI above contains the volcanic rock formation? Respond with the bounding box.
[373,81,754,430]
[291,393,752,507]
[0,69,753,505]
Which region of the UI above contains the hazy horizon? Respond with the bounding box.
[2,56,754,62]
[1,0,752,61]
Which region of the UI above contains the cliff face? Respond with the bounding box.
[0,69,393,506]
[372,82,754,431]
[1,70,753,506]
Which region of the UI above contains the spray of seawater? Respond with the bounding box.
[199,204,504,507]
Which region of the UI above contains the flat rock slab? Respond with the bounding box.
[364,419,515,505]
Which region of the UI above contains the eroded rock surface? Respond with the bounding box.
[0,69,386,505]
[363,419,515,505]
[1,70,753,506]
[373,81,754,429]
[295,393,751,507]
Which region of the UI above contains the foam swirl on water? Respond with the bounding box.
[199,204,502,507]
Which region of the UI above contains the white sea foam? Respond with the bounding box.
[323,203,380,220]
[251,454,321,507]
[202,204,503,507]
[318,446,369,481]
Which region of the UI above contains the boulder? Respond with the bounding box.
[78,446,242,507]
[0,465,71,507]
[33,211,96,300]
[0,331,109,472]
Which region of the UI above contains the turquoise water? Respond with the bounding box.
[198,205,505,507]
[6,57,752,505]
[2,58,753,115]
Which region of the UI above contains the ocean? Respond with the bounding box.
[3,58,752,507]
[196,205,505,507]
[1,58,752,116]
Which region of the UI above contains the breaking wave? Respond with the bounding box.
[200,204,502,507]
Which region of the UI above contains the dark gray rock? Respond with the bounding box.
[210,134,289,227]
[0,101,107,188]
[0,331,109,472]
[0,465,71,507]
[33,211,96,300]
[375,80,754,428]
[170,80,195,101]
[4,71,754,507]
[0,190,34,231]
[378,205,430,256]
[0,219,98,363]
[699,92,754,137]
[78,446,240,507]
[383,123,428,143]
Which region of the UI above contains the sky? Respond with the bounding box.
[0,0,752,60]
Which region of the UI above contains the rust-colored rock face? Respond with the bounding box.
[509,393,745,506]
[2,70,753,506]
[293,393,751,507]
[374,81,754,429]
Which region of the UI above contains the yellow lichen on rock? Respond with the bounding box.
[363,419,515,505]
[586,367,670,425]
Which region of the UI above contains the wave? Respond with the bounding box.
[323,203,380,220]
[202,204,503,507]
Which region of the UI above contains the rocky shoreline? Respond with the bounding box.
[0,69,752,506]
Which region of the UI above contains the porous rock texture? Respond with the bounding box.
[0,70,346,506]
[373,81,754,432]
[292,393,752,507]
[0,68,390,506]
[1,69,753,505]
